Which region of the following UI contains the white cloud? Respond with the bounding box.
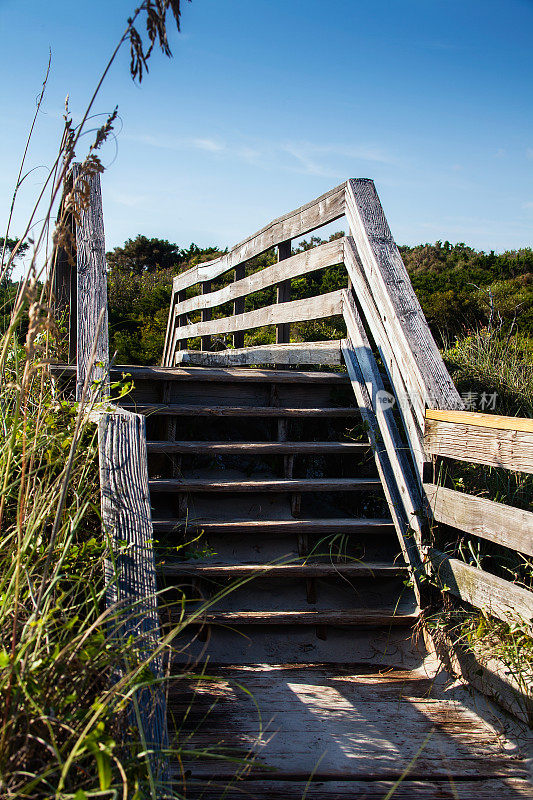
[125,130,398,177]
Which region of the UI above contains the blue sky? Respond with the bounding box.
[1,0,532,267]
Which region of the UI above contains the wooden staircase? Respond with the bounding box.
[111,365,529,798]
[121,365,418,664]
[52,173,532,798]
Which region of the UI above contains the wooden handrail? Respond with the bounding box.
[426,408,533,433]
[424,412,533,473]
[172,182,346,293]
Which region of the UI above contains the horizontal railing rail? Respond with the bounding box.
[423,408,533,627]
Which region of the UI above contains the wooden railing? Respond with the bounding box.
[423,409,533,626]
[162,179,466,589]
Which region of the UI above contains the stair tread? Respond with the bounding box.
[149,477,382,492]
[188,609,419,626]
[152,517,394,533]
[147,440,369,453]
[122,404,360,416]
[158,561,407,577]
[50,364,350,383]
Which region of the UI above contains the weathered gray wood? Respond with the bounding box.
[276,239,292,344]
[51,363,351,384]
[149,477,381,492]
[73,164,109,400]
[173,340,343,367]
[186,609,418,626]
[171,239,344,319]
[424,625,533,726]
[172,289,344,347]
[200,280,212,351]
[176,288,187,352]
[424,483,533,557]
[428,548,533,625]
[123,403,358,416]
[342,291,425,564]
[233,264,245,349]
[344,238,427,474]
[172,183,346,293]
[152,518,394,535]
[158,562,406,577]
[166,779,533,799]
[98,407,168,776]
[147,440,369,454]
[426,408,533,433]
[424,417,533,473]
[345,179,463,411]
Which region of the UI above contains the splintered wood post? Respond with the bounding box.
[276,240,291,344]
[201,280,212,351]
[99,408,169,783]
[73,165,109,400]
[177,289,188,351]
[233,264,245,348]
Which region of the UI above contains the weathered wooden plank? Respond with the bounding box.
[167,778,533,799]
[51,363,350,384]
[276,239,292,344]
[345,179,463,412]
[172,289,343,346]
[428,548,533,625]
[200,280,212,351]
[233,264,245,349]
[73,164,109,400]
[158,562,406,577]
[152,518,394,535]
[98,407,168,773]
[424,483,533,556]
[424,417,533,473]
[122,403,358,416]
[149,477,381,492]
[342,290,425,572]
[344,238,427,472]
[173,340,344,367]
[172,240,344,320]
[146,440,369,454]
[172,183,346,293]
[182,609,418,626]
[426,408,533,434]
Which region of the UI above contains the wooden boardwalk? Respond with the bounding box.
[52,171,533,798]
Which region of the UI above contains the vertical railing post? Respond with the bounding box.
[73,164,109,401]
[176,289,188,351]
[201,280,212,351]
[233,264,245,349]
[276,240,291,344]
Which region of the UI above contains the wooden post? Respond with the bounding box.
[201,280,212,351]
[99,408,169,783]
[276,240,291,344]
[73,164,109,401]
[233,264,245,349]
[177,289,188,351]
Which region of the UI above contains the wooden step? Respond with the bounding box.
[50,364,350,384]
[184,609,419,627]
[158,562,407,578]
[123,405,360,417]
[147,441,369,454]
[152,518,394,534]
[149,478,382,493]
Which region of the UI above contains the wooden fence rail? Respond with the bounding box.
[423,408,533,628]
